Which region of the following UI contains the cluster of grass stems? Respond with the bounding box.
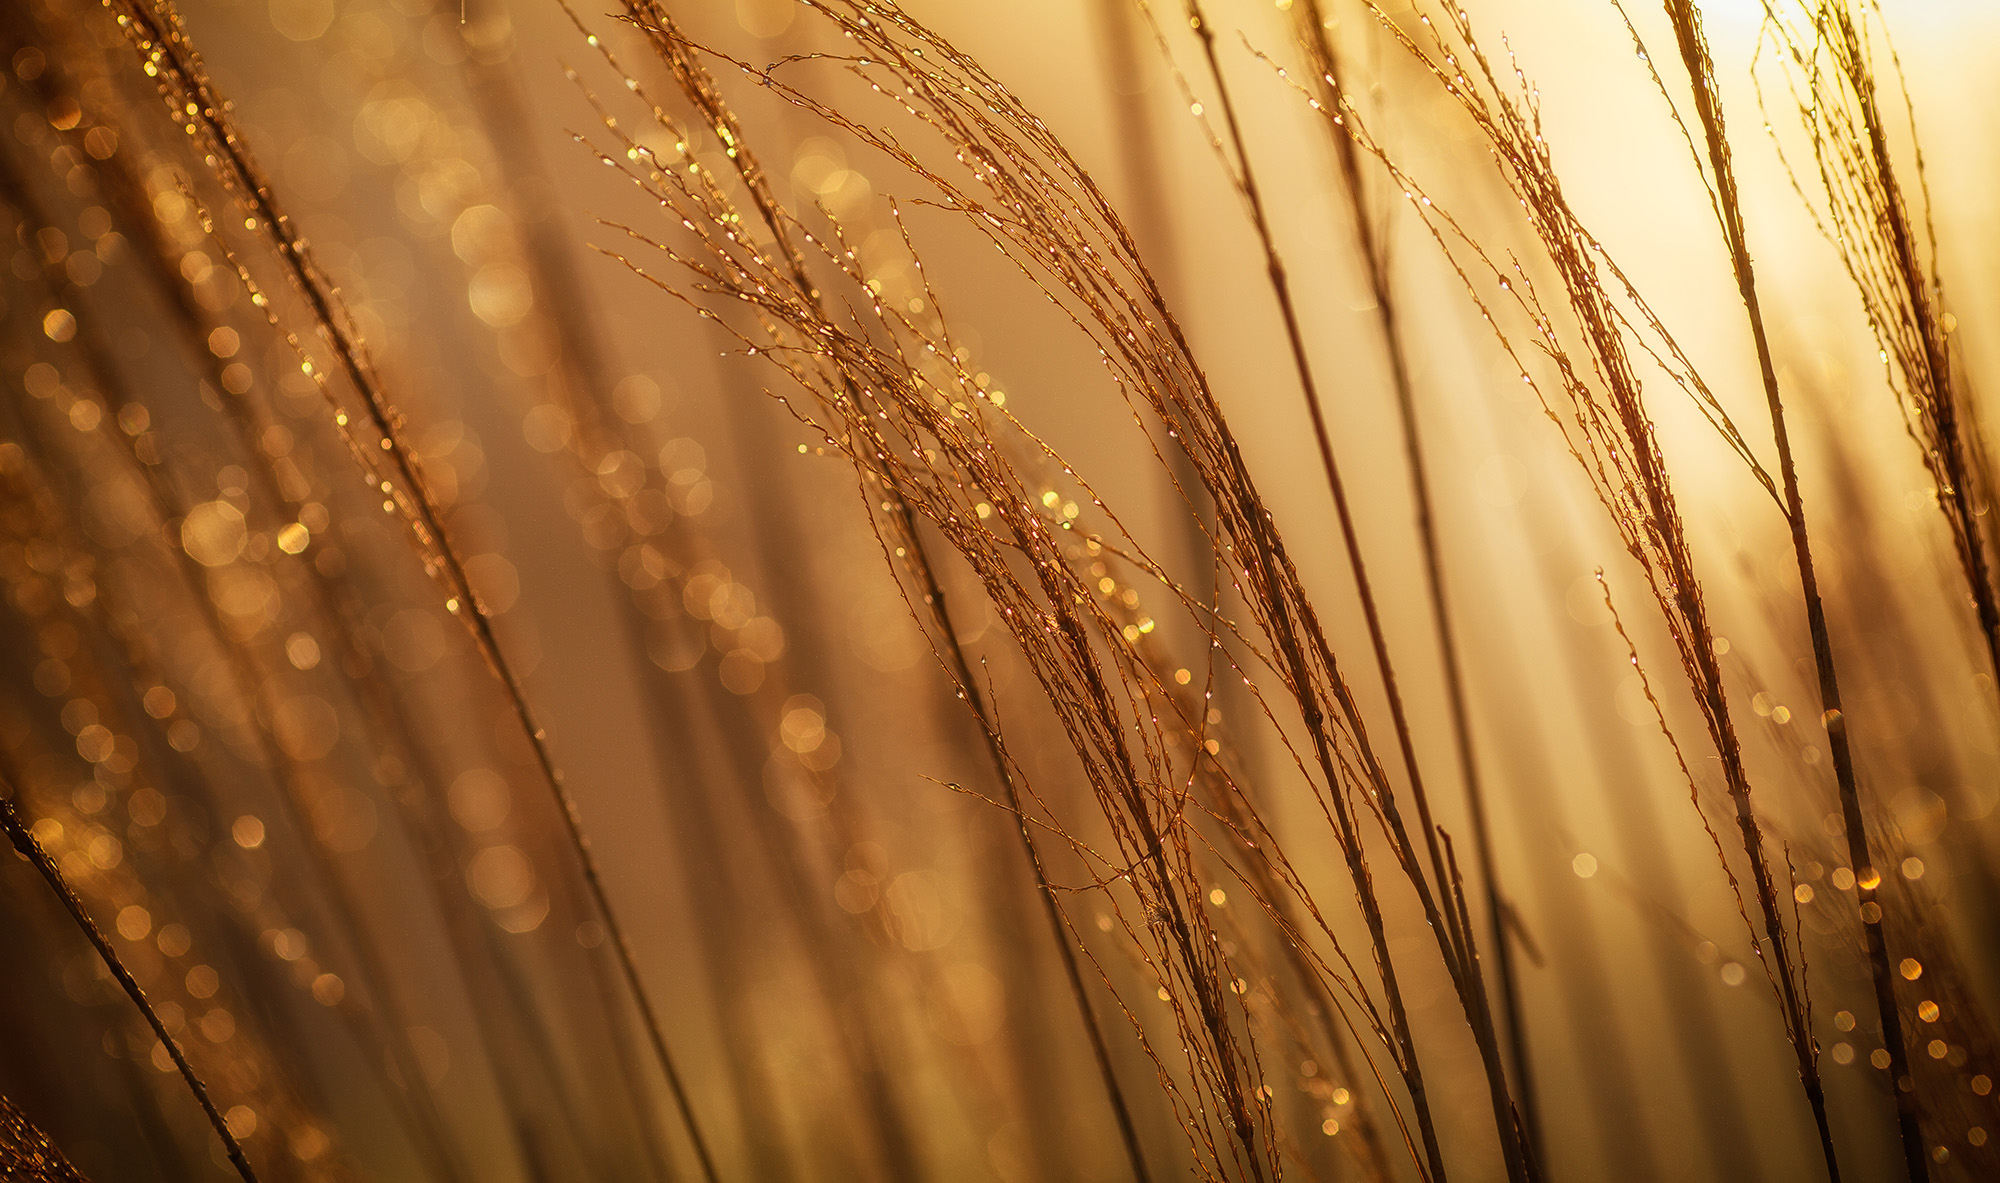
[0,0,1996,1180]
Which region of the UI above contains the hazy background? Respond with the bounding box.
[6,0,2000,1179]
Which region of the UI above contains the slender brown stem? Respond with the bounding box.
[1181,3,1526,1178]
[1665,3,1920,1176]
[1818,4,2000,688]
[458,32,909,1176]
[1647,429,1836,1183]
[1180,2,1462,973]
[99,6,720,1178]
[605,8,1154,1176]
[1296,0,1542,1152]
[891,502,1157,1183]
[0,145,477,1183]
[1,785,258,1183]
[59,64,597,1166]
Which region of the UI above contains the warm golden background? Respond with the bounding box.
[2,0,1998,1181]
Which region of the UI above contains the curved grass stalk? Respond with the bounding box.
[1088,10,1396,1173]
[574,3,1544,1175]
[0,138,479,1182]
[588,6,1156,1177]
[96,3,717,1175]
[1294,0,1542,1157]
[39,30,627,1161]
[1291,2,1837,1170]
[1,784,259,1183]
[1647,2,1927,1175]
[1756,0,2000,690]
[1168,2,1529,1175]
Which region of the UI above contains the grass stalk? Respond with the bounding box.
[602,6,1154,1176]
[1309,5,1837,1170]
[97,4,720,1175]
[1088,11,1393,1173]
[67,69,614,1165]
[461,32,915,1174]
[1659,1,1925,1174]
[606,5,1481,1171]
[1179,2,1529,1176]
[0,139,479,1183]
[1762,0,2000,686]
[1295,0,1542,1151]
[1,782,258,1183]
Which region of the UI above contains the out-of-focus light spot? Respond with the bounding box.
[116,905,151,941]
[181,501,247,566]
[232,815,265,849]
[224,1104,257,1139]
